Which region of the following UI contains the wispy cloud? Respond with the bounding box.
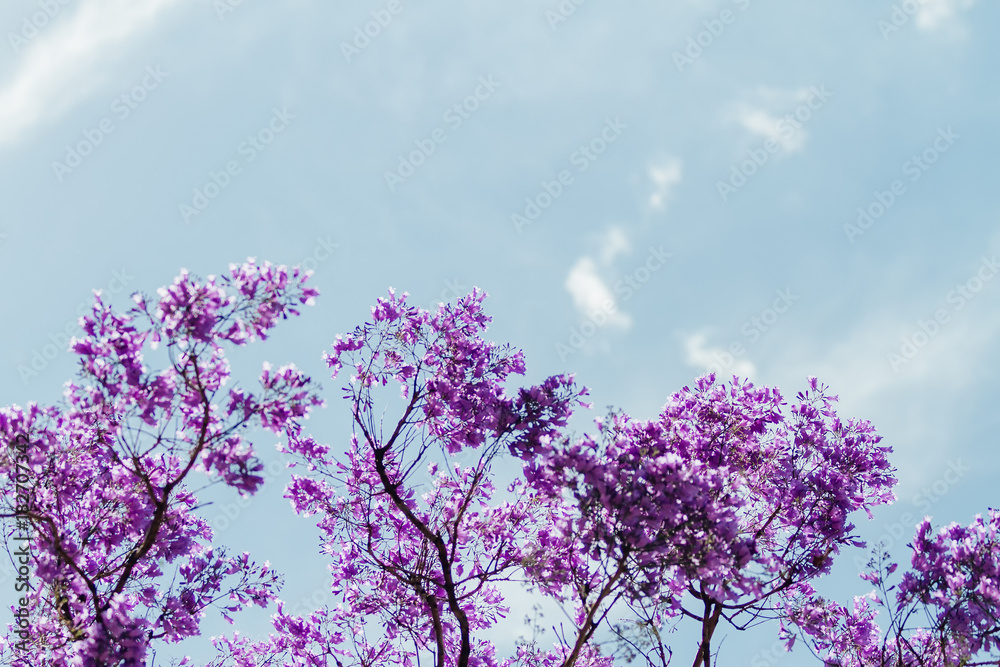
[598,226,630,266]
[683,332,756,379]
[648,156,682,210]
[728,86,827,154]
[770,283,1000,492]
[916,0,976,31]
[564,255,632,330]
[0,0,189,147]
[563,226,638,329]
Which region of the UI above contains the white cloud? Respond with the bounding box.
[0,0,189,147]
[916,0,976,31]
[729,86,820,155]
[564,256,632,330]
[648,156,682,210]
[767,281,1000,495]
[733,105,803,153]
[683,332,756,379]
[598,226,630,265]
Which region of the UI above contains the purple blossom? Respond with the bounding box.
[7,276,998,667]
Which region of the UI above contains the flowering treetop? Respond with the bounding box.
[0,260,323,667]
[3,272,998,667]
[209,288,902,667]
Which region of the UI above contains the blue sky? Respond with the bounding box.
[1,0,998,663]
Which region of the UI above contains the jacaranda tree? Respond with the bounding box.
[3,264,999,667]
[0,260,323,666]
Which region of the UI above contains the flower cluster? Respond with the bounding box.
[508,375,897,666]
[7,275,998,667]
[790,511,1000,667]
[0,260,321,667]
[211,290,900,667]
[217,289,590,667]
[899,510,1000,655]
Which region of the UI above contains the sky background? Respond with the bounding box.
[0,0,998,664]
